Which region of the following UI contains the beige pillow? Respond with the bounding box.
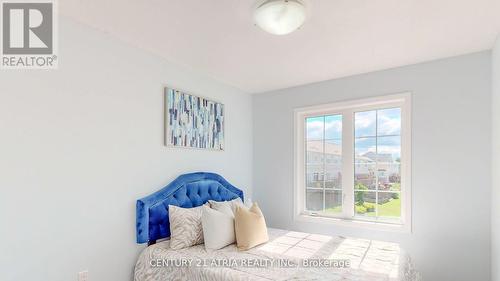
[234,202,269,250]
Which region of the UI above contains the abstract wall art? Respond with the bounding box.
[165,87,224,150]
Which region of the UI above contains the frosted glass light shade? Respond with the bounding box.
[254,0,306,35]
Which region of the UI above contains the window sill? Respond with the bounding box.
[294,214,411,233]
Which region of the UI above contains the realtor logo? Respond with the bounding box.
[1,0,58,69]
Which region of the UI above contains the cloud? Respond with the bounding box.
[355,112,376,136]
[307,117,342,139]
[308,109,400,140]
[325,119,342,138]
[377,115,400,135]
[306,120,324,139]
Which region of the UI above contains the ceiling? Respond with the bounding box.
[61,0,500,93]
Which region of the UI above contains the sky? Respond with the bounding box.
[306,108,401,159]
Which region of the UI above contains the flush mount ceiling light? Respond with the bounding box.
[254,0,306,35]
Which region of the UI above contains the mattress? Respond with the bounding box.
[134,228,420,281]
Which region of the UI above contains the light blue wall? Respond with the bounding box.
[0,17,253,281]
[493,36,500,281]
[253,52,492,281]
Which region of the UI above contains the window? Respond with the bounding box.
[305,115,343,214]
[294,93,411,231]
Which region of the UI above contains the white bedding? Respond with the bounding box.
[134,228,420,281]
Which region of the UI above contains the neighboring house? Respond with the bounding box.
[306,140,342,188]
[355,155,376,189]
[363,151,400,188]
[307,141,400,191]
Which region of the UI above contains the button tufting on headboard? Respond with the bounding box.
[136,172,244,244]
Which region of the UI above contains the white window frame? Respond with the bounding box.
[293,93,412,233]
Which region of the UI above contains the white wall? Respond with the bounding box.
[493,36,500,281]
[253,52,492,281]
[0,18,253,281]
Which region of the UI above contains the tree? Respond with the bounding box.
[355,183,368,204]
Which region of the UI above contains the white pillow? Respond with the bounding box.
[209,198,245,216]
[201,205,235,250]
[168,205,204,250]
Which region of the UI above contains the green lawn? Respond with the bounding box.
[325,206,342,213]
[325,198,400,217]
[377,198,401,217]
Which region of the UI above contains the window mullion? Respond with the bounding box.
[341,110,354,218]
[375,110,379,218]
[322,116,326,212]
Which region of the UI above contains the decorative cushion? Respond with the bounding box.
[168,205,204,250]
[136,173,244,244]
[209,198,245,216]
[234,202,269,251]
[201,205,236,250]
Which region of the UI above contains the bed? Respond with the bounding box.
[134,172,420,281]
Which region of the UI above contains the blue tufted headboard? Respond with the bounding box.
[136,172,244,244]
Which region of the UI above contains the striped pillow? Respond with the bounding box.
[168,205,204,250]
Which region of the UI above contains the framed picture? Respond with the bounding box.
[165,87,224,150]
